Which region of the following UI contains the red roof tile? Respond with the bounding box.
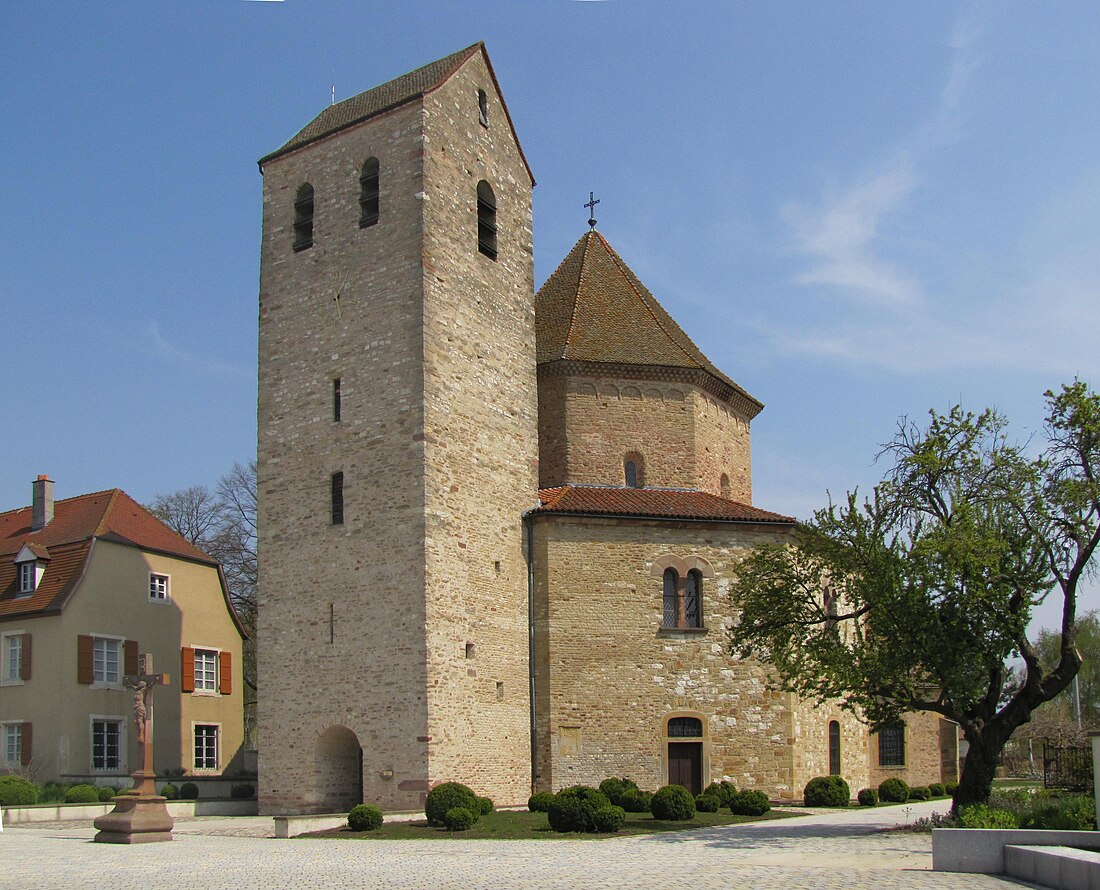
[534,486,795,524]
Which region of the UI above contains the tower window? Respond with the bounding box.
[624,461,638,488]
[829,720,841,775]
[624,452,645,488]
[333,378,342,422]
[684,569,702,628]
[662,568,678,628]
[476,180,497,260]
[359,157,379,228]
[478,89,489,127]
[293,183,314,251]
[720,473,731,499]
[331,472,344,526]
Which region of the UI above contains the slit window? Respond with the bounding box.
[331,472,344,526]
[478,89,489,127]
[476,180,497,260]
[293,183,314,251]
[359,158,379,228]
[829,720,841,775]
[333,378,342,422]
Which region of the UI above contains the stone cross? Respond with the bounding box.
[123,653,169,796]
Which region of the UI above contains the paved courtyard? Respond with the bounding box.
[0,799,1038,889]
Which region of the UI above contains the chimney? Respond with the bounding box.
[32,475,54,531]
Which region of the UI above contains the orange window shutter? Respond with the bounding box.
[20,633,31,681]
[20,722,32,765]
[124,640,139,677]
[181,647,195,693]
[219,651,232,695]
[77,635,93,684]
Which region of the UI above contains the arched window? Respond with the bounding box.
[624,461,638,488]
[662,568,678,628]
[667,716,702,738]
[829,720,841,775]
[476,180,497,260]
[359,158,379,228]
[293,183,314,251]
[720,473,731,499]
[624,452,645,488]
[684,569,702,628]
[478,89,489,127]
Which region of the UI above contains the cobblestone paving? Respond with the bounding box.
[0,801,1038,889]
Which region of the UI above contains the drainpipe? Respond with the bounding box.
[523,511,537,796]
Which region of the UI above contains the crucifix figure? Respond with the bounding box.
[123,654,170,796]
[585,191,600,228]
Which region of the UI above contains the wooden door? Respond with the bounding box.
[668,742,702,795]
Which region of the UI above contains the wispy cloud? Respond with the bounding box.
[146,321,251,380]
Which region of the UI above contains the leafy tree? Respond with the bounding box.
[149,461,257,744]
[1034,611,1100,731]
[728,383,1100,809]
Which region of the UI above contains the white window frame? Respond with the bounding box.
[192,722,220,772]
[2,631,25,686]
[90,715,126,773]
[90,634,124,687]
[2,721,23,767]
[192,646,220,694]
[16,561,39,596]
[149,572,170,603]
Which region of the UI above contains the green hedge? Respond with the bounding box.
[65,784,100,804]
[857,788,879,806]
[650,785,695,821]
[878,778,909,803]
[730,789,770,816]
[443,806,476,831]
[803,776,850,807]
[547,786,614,833]
[425,783,479,828]
[0,776,38,806]
[348,803,384,831]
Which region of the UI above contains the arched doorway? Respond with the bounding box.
[314,725,362,813]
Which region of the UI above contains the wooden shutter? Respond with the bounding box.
[20,722,32,765]
[219,651,232,695]
[124,640,139,677]
[77,635,94,684]
[20,633,31,681]
[181,647,195,693]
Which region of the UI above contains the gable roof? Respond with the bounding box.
[259,42,534,183]
[534,485,794,525]
[535,230,762,416]
[0,488,218,621]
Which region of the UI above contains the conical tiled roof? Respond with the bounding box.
[535,230,762,414]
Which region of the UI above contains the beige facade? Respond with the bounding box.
[0,489,246,785]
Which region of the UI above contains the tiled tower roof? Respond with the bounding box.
[535,230,762,416]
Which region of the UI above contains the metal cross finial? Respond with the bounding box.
[585,192,600,228]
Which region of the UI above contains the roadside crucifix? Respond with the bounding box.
[124,653,169,795]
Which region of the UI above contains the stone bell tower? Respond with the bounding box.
[256,43,537,813]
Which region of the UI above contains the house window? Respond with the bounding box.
[92,719,122,771]
[476,180,497,260]
[4,634,23,683]
[667,716,703,738]
[662,568,678,628]
[333,377,342,422]
[17,561,37,595]
[684,569,702,628]
[3,723,21,766]
[149,573,169,601]
[194,724,219,770]
[293,182,314,251]
[829,720,841,775]
[331,472,344,525]
[359,158,379,228]
[478,88,489,127]
[93,638,121,685]
[194,649,218,692]
[878,722,905,767]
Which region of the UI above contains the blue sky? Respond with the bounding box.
[5,2,1099,627]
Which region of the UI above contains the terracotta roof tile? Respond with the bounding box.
[535,231,761,413]
[534,485,794,524]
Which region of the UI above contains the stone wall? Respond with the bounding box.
[868,710,954,790]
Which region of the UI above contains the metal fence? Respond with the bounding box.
[1043,742,1094,791]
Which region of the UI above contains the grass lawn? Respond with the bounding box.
[306,807,796,840]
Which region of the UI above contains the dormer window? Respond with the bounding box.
[18,563,36,594]
[13,545,47,597]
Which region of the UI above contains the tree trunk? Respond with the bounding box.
[952,731,1002,812]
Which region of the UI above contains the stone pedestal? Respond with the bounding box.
[93,770,174,844]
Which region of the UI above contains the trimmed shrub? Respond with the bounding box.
[528,791,555,813]
[425,782,480,828]
[159,783,179,800]
[443,806,477,831]
[65,783,101,804]
[858,788,879,807]
[547,785,612,833]
[804,775,851,808]
[718,780,737,807]
[695,792,720,813]
[619,788,652,813]
[878,778,910,803]
[909,785,931,801]
[928,783,946,797]
[944,781,959,795]
[730,789,771,816]
[476,795,494,815]
[97,786,117,802]
[38,781,68,803]
[231,783,256,799]
[0,775,38,806]
[593,804,626,833]
[599,777,639,808]
[179,782,199,800]
[347,803,384,831]
[956,804,1019,829]
[651,784,696,821]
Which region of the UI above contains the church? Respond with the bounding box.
[255,43,953,814]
